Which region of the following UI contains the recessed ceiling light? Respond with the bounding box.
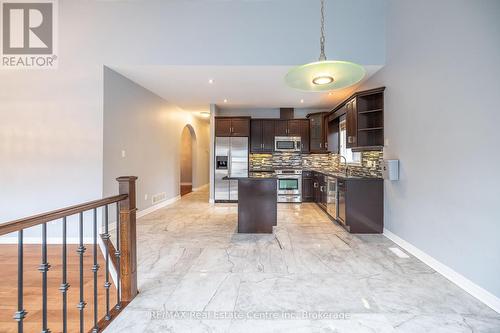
[300,99,304,104]
[223,99,228,103]
[199,111,210,118]
[328,92,333,96]
[208,79,214,84]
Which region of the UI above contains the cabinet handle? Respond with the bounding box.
[325,142,328,148]
[348,136,354,144]
[319,143,322,148]
[313,182,318,188]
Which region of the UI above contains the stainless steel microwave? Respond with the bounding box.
[274,136,301,152]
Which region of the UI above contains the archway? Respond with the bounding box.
[180,125,196,196]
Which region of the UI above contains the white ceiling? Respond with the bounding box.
[111,65,382,111]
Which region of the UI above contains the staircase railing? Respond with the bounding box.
[0,176,138,333]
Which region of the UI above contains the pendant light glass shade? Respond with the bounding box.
[285,0,365,92]
[285,60,365,92]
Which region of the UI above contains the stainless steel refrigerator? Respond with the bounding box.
[214,137,248,202]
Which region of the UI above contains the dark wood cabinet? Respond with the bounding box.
[326,87,385,151]
[302,177,314,202]
[251,119,310,152]
[274,120,288,136]
[313,173,321,203]
[326,117,340,154]
[215,117,250,137]
[307,112,328,152]
[215,118,232,136]
[250,119,275,152]
[346,99,357,148]
[338,178,383,233]
[231,118,250,136]
[287,120,302,137]
[262,120,275,151]
[308,171,384,234]
[300,119,310,153]
[356,89,384,148]
[250,120,263,152]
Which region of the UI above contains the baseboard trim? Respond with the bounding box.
[383,228,500,314]
[136,195,181,219]
[192,183,209,192]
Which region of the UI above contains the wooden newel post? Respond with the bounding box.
[116,176,138,302]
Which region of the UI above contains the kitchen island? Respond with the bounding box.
[224,173,277,233]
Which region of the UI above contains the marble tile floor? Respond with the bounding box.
[105,189,500,333]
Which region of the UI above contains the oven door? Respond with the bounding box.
[277,177,301,195]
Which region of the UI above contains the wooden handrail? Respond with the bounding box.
[0,194,128,236]
[2,176,139,333]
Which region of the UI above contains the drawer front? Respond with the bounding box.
[302,171,313,178]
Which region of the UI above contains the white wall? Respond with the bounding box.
[359,0,500,299]
[103,67,209,212]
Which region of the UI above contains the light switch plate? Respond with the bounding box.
[121,150,126,158]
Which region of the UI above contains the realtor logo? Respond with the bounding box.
[1,0,57,68]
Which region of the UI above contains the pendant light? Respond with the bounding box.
[285,0,365,92]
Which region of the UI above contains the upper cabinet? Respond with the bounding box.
[250,119,275,153]
[299,120,310,153]
[215,117,250,137]
[345,99,357,148]
[307,112,329,153]
[356,89,384,149]
[327,87,385,151]
[274,120,288,136]
[250,118,310,153]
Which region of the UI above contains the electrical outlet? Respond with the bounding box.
[144,194,148,201]
[121,150,126,158]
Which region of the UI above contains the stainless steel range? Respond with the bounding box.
[275,169,302,203]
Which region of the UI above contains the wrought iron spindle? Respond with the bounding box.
[103,205,111,320]
[59,217,70,333]
[13,230,26,333]
[92,208,100,333]
[77,212,86,333]
[39,223,51,333]
[115,202,121,309]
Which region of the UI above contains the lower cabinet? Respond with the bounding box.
[304,171,383,234]
[301,175,314,202]
[340,179,383,233]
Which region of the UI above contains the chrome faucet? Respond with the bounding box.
[339,155,349,176]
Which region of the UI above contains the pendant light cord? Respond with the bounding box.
[319,0,326,61]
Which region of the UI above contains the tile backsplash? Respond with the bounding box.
[250,151,383,178]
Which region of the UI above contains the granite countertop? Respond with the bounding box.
[305,168,383,180]
[223,173,277,180]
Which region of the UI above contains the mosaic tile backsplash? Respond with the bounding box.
[250,151,383,178]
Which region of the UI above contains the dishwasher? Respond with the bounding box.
[326,177,338,219]
[337,180,348,230]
